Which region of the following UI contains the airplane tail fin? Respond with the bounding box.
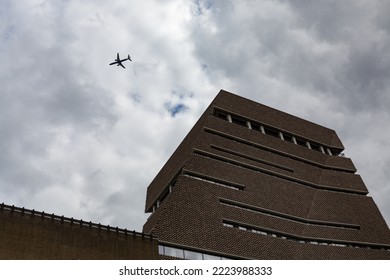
[128,55,132,61]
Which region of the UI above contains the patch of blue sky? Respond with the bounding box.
[3,25,15,41]
[192,0,213,16]
[165,102,188,117]
[0,1,15,41]
[129,92,142,104]
[0,24,15,53]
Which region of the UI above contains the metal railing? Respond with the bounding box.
[0,202,154,240]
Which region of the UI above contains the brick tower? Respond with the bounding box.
[143,90,390,259]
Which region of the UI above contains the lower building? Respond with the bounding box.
[0,203,157,259]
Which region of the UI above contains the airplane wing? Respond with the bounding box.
[109,53,128,68]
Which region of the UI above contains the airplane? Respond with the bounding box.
[109,53,132,69]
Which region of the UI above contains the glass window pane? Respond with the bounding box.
[203,254,220,260]
[184,250,203,260]
[164,246,184,258]
[158,245,164,255]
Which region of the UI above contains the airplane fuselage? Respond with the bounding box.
[110,53,132,69]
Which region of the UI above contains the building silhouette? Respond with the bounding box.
[1,90,389,259]
[143,89,390,259]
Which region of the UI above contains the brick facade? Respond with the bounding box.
[144,90,390,259]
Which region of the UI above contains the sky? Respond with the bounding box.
[1,0,389,232]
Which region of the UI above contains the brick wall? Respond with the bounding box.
[0,204,158,259]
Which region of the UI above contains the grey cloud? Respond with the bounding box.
[286,0,390,111]
[0,2,118,222]
[191,0,390,113]
[287,0,363,42]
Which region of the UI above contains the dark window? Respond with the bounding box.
[264,127,279,138]
[214,110,228,120]
[231,116,247,127]
[251,123,261,131]
[310,143,322,152]
[159,188,170,204]
[296,138,306,147]
[283,134,294,143]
